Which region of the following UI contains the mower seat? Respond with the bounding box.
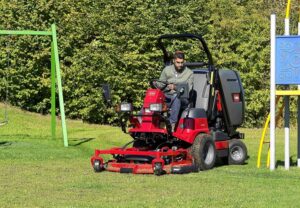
[190,70,210,111]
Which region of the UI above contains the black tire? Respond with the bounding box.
[191,134,216,171]
[228,139,247,165]
[93,160,103,172]
[153,162,164,176]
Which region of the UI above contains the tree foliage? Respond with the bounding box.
[0,0,295,126]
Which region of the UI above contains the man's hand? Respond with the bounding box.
[168,84,176,90]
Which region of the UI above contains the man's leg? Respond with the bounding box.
[165,94,181,125]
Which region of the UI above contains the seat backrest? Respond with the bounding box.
[191,70,210,111]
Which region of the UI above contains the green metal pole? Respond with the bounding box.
[51,42,56,140]
[51,24,68,147]
[0,27,68,147]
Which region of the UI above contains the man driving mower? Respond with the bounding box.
[158,50,194,132]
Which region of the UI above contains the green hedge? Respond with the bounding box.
[0,0,296,127]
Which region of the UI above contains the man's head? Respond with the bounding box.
[173,51,185,72]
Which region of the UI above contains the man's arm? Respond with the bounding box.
[187,72,194,92]
[158,67,175,91]
[159,68,167,82]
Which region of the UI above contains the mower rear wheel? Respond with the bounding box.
[228,139,247,165]
[192,134,216,171]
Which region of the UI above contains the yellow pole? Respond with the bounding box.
[257,114,271,168]
[286,0,292,19]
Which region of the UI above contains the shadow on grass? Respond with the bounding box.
[214,155,250,168]
[0,134,30,138]
[0,141,13,147]
[276,156,298,168]
[0,134,52,140]
[69,138,95,146]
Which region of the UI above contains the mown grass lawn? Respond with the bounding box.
[1,104,300,208]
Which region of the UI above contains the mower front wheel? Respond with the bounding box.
[192,134,216,171]
[153,162,164,176]
[228,139,247,165]
[93,160,104,172]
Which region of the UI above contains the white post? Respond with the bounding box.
[270,14,276,171]
[284,96,290,170]
[284,18,290,170]
[285,18,290,36]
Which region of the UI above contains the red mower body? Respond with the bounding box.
[91,34,247,175]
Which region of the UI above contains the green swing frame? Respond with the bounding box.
[0,24,68,147]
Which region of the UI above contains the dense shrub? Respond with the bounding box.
[0,0,296,127]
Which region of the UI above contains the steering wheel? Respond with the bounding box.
[150,80,169,90]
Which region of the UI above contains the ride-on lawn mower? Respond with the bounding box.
[91,34,247,175]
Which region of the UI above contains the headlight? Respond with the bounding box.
[149,103,163,112]
[120,102,132,112]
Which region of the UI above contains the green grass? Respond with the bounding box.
[1,104,300,207]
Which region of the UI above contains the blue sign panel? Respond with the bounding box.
[276,36,300,84]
